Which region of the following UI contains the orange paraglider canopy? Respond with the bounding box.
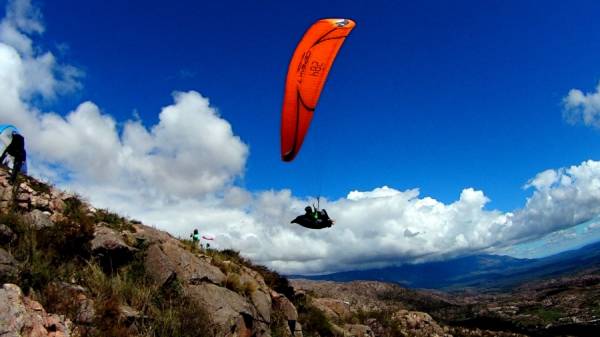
[280,18,355,162]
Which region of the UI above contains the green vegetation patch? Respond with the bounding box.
[94,209,135,232]
[521,306,565,323]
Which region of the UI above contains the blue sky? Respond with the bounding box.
[3,0,600,273]
[36,0,600,209]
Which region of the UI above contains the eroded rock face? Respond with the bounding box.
[0,283,72,337]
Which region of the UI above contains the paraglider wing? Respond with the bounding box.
[280,18,355,162]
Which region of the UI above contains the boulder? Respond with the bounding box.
[0,247,18,283]
[392,309,446,337]
[0,283,72,337]
[132,223,175,245]
[0,223,17,244]
[186,283,256,337]
[24,209,54,230]
[144,244,177,287]
[161,241,225,285]
[313,297,352,321]
[91,226,137,269]
[271,291,298,321]
[250,289,271,324]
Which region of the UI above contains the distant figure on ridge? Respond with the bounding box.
[190,229,200,248]
[292,205,334,229]
[0,131,26,184]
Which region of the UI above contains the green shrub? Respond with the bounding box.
[0,211,26,233]
[93,209,134,232]
[36,196,95,258]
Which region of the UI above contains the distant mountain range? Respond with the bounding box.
[290,241,600,290]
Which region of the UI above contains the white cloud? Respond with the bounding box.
[563,82,600,128]
[27,91,248,199]
[0,0,82,101]
[2,0,600,275]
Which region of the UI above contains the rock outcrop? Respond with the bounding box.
[90,225,137,268]
[0,283,71,337]
[392,310,448,337]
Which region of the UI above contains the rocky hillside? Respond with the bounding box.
[2,167,600,337]
[0,168,302,337]
[292,273,600,337]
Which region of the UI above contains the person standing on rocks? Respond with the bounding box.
[190,228,200,248]
[0,131,26,184]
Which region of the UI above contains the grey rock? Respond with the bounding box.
[132,223,175,245]
[24,209,54,230]
[91,226,137,268]
[271,291,298,321]
[0,283,72,337]
[0,283,27,337]
[144,244,176,287]
[186,283,256,337]
[161,241,225,285]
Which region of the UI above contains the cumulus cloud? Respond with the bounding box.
[563,82,600,128]
[3,0,600,275]
[0,0,82,101]
[94,161,600,275]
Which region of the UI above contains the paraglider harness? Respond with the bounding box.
[291,197,334,229]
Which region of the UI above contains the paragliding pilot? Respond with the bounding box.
[190,229,200,248]
[291,205,334,229]
[0,131,26,184]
